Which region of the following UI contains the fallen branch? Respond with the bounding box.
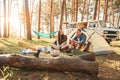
[79,53,95,61]
[0,54,98,79]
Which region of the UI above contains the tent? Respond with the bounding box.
[85,29,114,55]
[66,28,114,55]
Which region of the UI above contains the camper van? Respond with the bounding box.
[67,20,119,43]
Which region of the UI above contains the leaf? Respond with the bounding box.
[0,69,4,77]
[3,66,9,72]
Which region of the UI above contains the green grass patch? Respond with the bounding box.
[0,38,53,54]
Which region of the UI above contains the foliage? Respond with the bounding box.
[1,0,120,38]
[114,0,120,8]
[0,66,13,79]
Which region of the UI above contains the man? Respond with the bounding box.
[70,29,86,49]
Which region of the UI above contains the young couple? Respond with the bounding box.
[51,29,86,52]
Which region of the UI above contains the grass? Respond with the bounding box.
[0,65,15,79]
[0,38,52,54]
[0,38,120,80]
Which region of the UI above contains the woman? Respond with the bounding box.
[51,30,67,51]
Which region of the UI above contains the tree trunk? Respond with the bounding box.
[22,0,26,37]
[97,0,100,20]
[24,0,32,40]
[59,0,65,30]
[0,54,98,78]
[87,0,90,20]
[3,0,7,38]
[7,0,11,37]
[104,0,108,21]
[112,3,114,26]
[72,0,75,22]
[71,0,78,22]
[118,6,120,27]
[0,16,2,38]
[93,0,98,20]
[50,0,54,38]
[81,0,86,21]
[75,0,78,22]
[64,0,67,27]
[38,0,41,39]
[79,53,96,61]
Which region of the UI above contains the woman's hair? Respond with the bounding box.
[58,30,67,45]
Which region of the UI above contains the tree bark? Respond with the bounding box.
[75,0,78,22]
[81,0,86,21]
[72,0,75,22]
[79,53,96,61]
[64,0,67,27]
[104,0,108,21]
[93,0,98,20]
[38,0,41,39]
[7,0,12,38]
[87,0,90,20]
[0,54,98,78]
[97,0,100,20]
[59,0,65,30]
[112,3,114,26]
[3,0,7,38]
[24,0,32,40]
[50,0,54,38]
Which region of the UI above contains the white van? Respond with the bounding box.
[87,20,119,43]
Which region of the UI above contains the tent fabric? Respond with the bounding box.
[86,29,114,55]
[66,28,113,55]
[33,30,57,38]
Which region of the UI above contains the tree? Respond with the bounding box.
[3,0,7,38]
[64,0,67,27]
[71,0,75,22]
[7,0,12,37]
[50,0,54,38]
[86,0,90,20]
[0,53,99,79]
[97,0,100,20]
[81,0,86,21]
[0,0,2,37]
[24,0,32,40]
[71,0,78,22]
[75,0,78,22]
[104,0,108,21]
[38,0,41,39]
[59,0,65,30]
[93,0,98,20]
[114,0,120,27]
[112,3,115,26]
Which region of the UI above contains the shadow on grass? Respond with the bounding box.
[0,40,17,47]
[11,68,92,80]
[1,38,17,46]
[0,39,22,54]
[22,39,51,46]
